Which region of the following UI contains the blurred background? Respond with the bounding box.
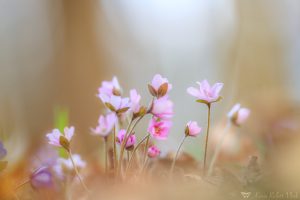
[0,0,300,185]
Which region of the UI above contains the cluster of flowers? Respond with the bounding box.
[2,74,250,197]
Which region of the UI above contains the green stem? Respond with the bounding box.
[169,135,187,176]
[203,103,211,176]
[68,150,89,193]
[208,121,231,176]
[125,134,150,175]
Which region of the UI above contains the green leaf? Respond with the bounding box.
[53,107,69,158]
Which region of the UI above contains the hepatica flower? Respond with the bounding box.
[46,126,74,149]
[148,74,172,98]
[0,141,7,160]
[151,96,174,119]
[98,76,122,96]
[130,89,142,113]
[147,145,161,158]
[116,129,136,150]
[185,121,202,137]
[91,113,117,137]
[30,167,53,189]
[148,118,172,140]
[54,154,86,179]
[187,79,223,104]
[227,103,250,126]
[99,94,130,114]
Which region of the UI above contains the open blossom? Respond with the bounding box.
[187,80,223,103]
[91,113,117,137]
[147,145,161,158]
[116,129,136,149]
[30,167,53,189]
[148,118,172,140]
[98,76,122,96]
[53,154,86,179]
[99,94,130,113]
[46,126,74,147]
[227,104,250,126]
[130,89,141,114]
[148,74,172,98]
[185,121,202,137]
[151,96,174,119]
[0,141,7,160]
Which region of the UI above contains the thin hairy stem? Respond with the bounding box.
[203,103,211,176]
[169,135,187,176]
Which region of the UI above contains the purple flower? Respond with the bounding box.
[151,96,174,119]
[46,126,74,147]
[116,129,136,149]
[30,167,53,189]
[0,141,7,160]
[130,89,141,114]
[227,104,250,126]
[98,76,122,96]
[147,145,161,158]
[185,121,202,137]
[99,94,130,113]
[148,74,172,98]
[187,80,223,104]
[91,113,117,137]
[148,118,172,140]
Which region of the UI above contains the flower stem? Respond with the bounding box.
[68,150,89,193]
[113,125,118,175]
[15,179,30,191]
[125,134,150,175]
[104,136,108,174]
[203,103,211,176]
[169,135,187,176]
[208,121,231,176]
[143,134,150,165]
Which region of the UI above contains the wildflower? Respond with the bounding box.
[148,118,172,140]
[0,141,7,160]
[91,113,117,137]
[98,76,122,96]
[147,145,161,158]
[116,129,136,150]
[148,74,172,98]
[187,79,223,104]
[46,126,74,150]
[53,154,86,179]
[185,121,202,137]
[151,96,174,119]
[130,89,142,114]
[99,94,130,114]
[30,167,53,189]
[227,104,250,126]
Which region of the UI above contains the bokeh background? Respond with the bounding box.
[1,1,300,192]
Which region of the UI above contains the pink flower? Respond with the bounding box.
[98,76,122,96]
[46,126,74,147]
[99,94,130,113]
[185,121,202,137]
[148,118,172,140]
[227,104,250,126]
[147,145,161,158]
[187,80,223,103]
[151,96,174,119]
[130,89,141,114]
[91,113,117,137]
[148,74,172,98]
[116,129,136,149]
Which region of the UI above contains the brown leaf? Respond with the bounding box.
[148,84,157,97]
[59,136,70,151]
[117,107,130,114]
[157,83,168,98]
[105,103,116,112]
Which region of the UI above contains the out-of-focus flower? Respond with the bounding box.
[0,141,7,160]
[53,154,86,179]
[185,121,202,137]
[151,96,174,119]
[147,145,161,158]
[187,80,223,104]
[91,113,117,137]
[30,167,53,189]
[227,104,250,126]
[148,74,172,98]
[148,118,172,140]
[46,126,75,149]
[116,129,136,150]
[130,89,141,114]
[98,76,122,96]
[99,94,130,114]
